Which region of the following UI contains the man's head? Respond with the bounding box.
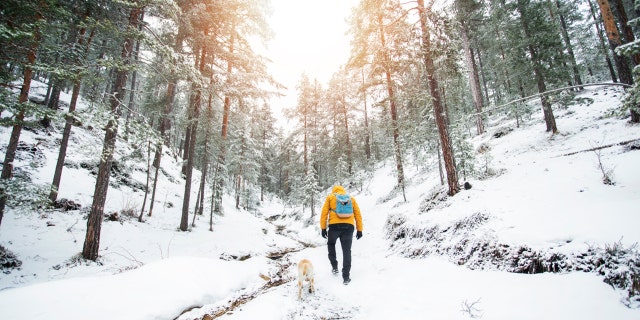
[332,185,346,194]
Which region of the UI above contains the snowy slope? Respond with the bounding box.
[0,84,639,319]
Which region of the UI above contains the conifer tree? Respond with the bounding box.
[515,0,559,133]
[83,1,145,260]
[348,0,409,199]
[455,0,485,135]
[417,0,460,196]
[0,0,48,227]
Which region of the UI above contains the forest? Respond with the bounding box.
[1,0,640,264]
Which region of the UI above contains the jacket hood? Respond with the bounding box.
[332,185,346,194]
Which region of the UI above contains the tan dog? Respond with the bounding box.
[297,259,315,299]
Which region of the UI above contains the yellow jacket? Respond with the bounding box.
[320,185,363,231]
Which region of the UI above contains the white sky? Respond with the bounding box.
[265,0,360,112]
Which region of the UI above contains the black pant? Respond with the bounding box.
[327,223,354,280]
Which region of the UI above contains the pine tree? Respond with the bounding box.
[0,0,48,227]
[49,1,102,202]
[455,0,485,135]
[348,0,409,199]
[302,165,320,219]
[617,4,640,122]
[597,0,634,86]
[515,0,559,133]
[83,1,144,261]
[417,0,460,196]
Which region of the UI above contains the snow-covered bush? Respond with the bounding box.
[0,245,22,272]
[385,213,640,307]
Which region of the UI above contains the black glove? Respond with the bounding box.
[356,231,362,240]
[321,229,327,239]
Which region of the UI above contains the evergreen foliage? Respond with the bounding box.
[0,0,637,235]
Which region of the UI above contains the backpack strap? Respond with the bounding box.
[329,193,338,212]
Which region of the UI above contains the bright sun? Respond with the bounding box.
[266,0,359,109]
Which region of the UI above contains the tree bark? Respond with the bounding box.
[197,130,210,217]
[597,0,639,122]
[361,69,371,161]
[376,13,406,199]
[180,46,205,231]
[597,0,633,84]
[417,0,460,196]
[214,30,235,214]
[340,92,353,174]
[517,0,558,133]
[611,0,640,121]
[139,139,152,222]
[192,179,201,226]
[82,5,141,260]
[123,33,142,142]
[555,0,583,89]
[460,22,484,135]
[476,49,491,108]
[588,0,618,83]
[49,24,95,203]
[612,0,640,63]
[235,134,245,210]
[181,124,191,176]
[0,5,42,227]
[303,98,308,175]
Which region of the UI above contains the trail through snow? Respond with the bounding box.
[0,84,639,319]
[181,163,639,319]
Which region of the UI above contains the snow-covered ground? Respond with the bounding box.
[0,84,639,319]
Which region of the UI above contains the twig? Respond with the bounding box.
[464,82,631,121]
[461,298,483,319]
[555,138,640,157]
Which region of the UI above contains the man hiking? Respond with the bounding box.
[320,185,363,285]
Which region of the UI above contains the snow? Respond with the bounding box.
[0,83,639,319]
[0,257,269,320]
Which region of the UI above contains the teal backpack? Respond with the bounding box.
[333,193,354,218]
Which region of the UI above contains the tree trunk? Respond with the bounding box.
[235,175,242,210]
[181,125,191,176]
[588,0,619,83]
[148,47,179,217]
[376,13,406,199]
[192,180,201,227]
[197,139,209,216]
[303,106,308,175]
[555,0,583,89]
[209,171,216,232]
[361,69,371,161]
[418,0,460,196]
[517,0,558,133]
[148,147,161,217]
[0,6,41,227]
[613,0,640,63]
[215,31,235,214]
[44,77,53,106]
[436,136,444,185]
[49,25,95,203]
[47,83,61,111]
[180,47,205,231]
[476,49,491,109]
[139,139,152,222]
[82,5,141,260]
[235,134,245,210]
[341,93,353,174]
[611,0,640,121]
[124,13,143,142]
[460,22,485,135]
[597,0,633,84]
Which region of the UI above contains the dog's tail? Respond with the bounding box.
[299,259,313,275]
